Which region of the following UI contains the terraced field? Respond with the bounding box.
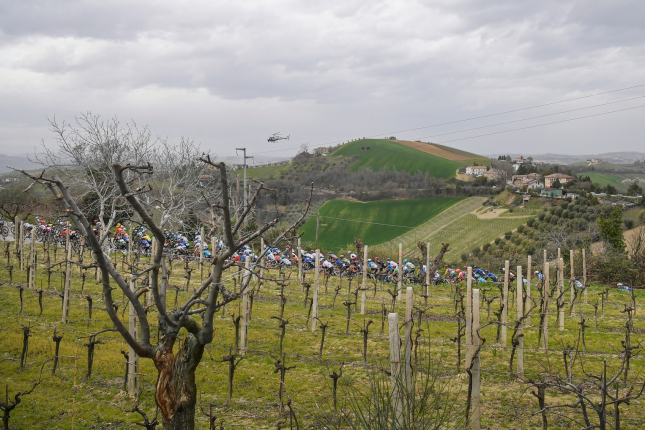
[371,197,532,263]
[299,196,464,251]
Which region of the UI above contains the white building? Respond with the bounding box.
[465,166,487,177]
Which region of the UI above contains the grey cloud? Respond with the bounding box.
[0,0,644,157]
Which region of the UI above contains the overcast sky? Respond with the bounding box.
[1,0,645,160]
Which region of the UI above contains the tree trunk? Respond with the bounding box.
[154,335,204,430]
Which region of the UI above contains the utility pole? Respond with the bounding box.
[235,148,254,214]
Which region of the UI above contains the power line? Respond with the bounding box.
[431,103,645,144]
[229,82,645,157]
[363,82,645,138]
[417,94,645,140]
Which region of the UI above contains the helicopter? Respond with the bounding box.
[267,133,290,143]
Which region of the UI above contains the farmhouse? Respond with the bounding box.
[521,179,544,189]
[314,146,332,156]
[483,169,503,181]
[465,166,487,177]
[544,173,573,188]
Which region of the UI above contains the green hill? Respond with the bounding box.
[299,196,464,251]
[332,139,470,179]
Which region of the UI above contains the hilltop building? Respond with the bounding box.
[465,166,487,177]
[544,173,573,188]
[314,146,332,156]
[483,169,504,181]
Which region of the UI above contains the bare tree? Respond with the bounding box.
[19,117,314,429]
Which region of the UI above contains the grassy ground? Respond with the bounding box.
[2,241,645,429]
[579,171,645,190]
[299,196,464,252]
[332,139,467,178]
[371,197,532,263]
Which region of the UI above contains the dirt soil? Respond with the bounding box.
[394,140,472,161]
[474,208,508,219]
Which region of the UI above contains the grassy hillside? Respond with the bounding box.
[299,196,464,251]
[244,163,288,180]
[332,139,467,178]
[370,197,531,263]
[579,171,644,190]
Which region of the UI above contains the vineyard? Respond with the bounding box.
[2,233,645,429]
[371,197,532,262]
[299,196,464,252]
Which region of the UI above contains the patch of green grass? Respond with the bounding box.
[243,163,288,180]
[370,198,531,263]
[299,196,464,252]
[580,171,629,189]
[332,139,467,178]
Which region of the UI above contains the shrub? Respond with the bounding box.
[504,231,512,240]
[625,219,635,229]
[494,237,502,245]
[461,253,468,262]
[538,212,545,221]
[527,218,535,227]
[517,225,525,234]
[482,243,491,252]
[555,208,563,217]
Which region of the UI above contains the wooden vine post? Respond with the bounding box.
[516,265,524,378]
[525,255,531,324]
[471,288,481,430]
[361,245,368,315]
[297,237,302,283]
[425,242,431,297]
[62,230,73,323]
[200,226,205,284]
[501,260,509,345]
[239,257,251,355]
[397,243,403,300]
[541,262,550,349]
[465,266,473,367]
[388,312,403,426]
[128,225,133,267]
[311,249,320,331]
[128,275,139,396]
[559,257,565,331]
[258,237,265,294]
[404,287,413,392]
[582,248,587,304]
[29,228,36,289]
[14,216,20,255]
[569,249,575,316]
[19,220,25,271]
